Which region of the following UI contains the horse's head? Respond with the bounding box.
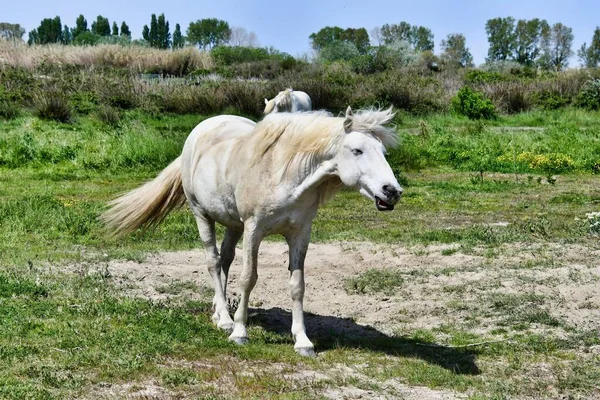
[335,107,402,211]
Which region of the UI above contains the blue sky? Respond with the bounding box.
[4,0,598,65]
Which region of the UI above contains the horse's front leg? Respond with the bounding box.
[286,228,315,357]
[229,220,262,345]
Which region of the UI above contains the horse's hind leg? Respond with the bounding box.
[219,228,242,297]
[194,214,234,332]
[229,220,262,345]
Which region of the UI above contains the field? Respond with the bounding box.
[1,103,599,399]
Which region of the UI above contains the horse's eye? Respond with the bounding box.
[352,149,363,156]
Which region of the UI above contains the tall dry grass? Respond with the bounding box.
[0,41,213,74]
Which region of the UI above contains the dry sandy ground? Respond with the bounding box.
[82,240,600,399]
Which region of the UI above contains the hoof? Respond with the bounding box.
[217,322,234,334]
[295,347,316,357]
[229,336,249,345]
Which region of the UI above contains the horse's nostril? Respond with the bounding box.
[383,185,399,198]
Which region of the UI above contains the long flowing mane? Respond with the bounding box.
[250,107,398,179]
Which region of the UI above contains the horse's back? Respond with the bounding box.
[293,91,312,112]
[180,115,256,228]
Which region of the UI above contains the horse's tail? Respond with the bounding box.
[101,156,186,237]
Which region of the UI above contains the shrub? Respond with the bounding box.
[319,41,360,62]
[33,91,71,122]
[212,46,270,65]
[465,70,505,84]
[575,78,600,110]
[532,90,570,110]
[0,100,21,120]
[95,105,121,126]
[451,86,496,120]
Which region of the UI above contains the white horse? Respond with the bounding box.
[102,107,402,357]
[263,88,312,114]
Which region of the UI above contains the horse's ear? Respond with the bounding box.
[343,106,353,133]
[264,98,268,105]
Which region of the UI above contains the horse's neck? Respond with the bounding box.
[290,159,340,204]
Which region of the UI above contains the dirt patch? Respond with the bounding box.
[96,241,600,337]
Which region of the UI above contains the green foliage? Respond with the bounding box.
[380,22,434,52]
[187,18,231,50]
[0,274,48,298]
[95,105,121,126]
[33,91,72,122]
[91,15,111,36]
[578,27,600,68]
[451,87,497,120]
[212,46,271,65]
[309,26,370,53]
[111,21,118,36]
[73,31,100,46]
[120,21,131,37]
[513,18,549,66]
[440,33,473,68]
[142,13,171,49]
[465,70,505,84]
[72,14,88,38]
[320,41,360,62]
[485,17,516,62]
[575,78,600,110]
[28,16,63,44]
[172,23,184,48]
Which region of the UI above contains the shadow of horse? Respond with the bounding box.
[248,307,480,375]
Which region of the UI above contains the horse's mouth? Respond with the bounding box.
[375,197,394,211]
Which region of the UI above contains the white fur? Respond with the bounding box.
[264,88,312,114]
[102,107,402,356]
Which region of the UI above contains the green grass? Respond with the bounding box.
[1,110,600,398]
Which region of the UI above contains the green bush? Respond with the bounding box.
[465,70,505,84]
[95,105,121,126]
[451,86,497,120]
[33,91,72,122]
[575,78,600,110]
[0,100,21,120]
[212,46,271,65]
[532,90,570,110]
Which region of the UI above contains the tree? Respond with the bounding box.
[111,22,118,36]
[542,23,573,71]
[120,21,131,37]
[513,18,549,66]
[229,26,258,47]
[410,26,434,52]
[440,33,473,68]
[309,26,369,53]
[142,25,150,42]
[73,31,100,45]
[370,26,382,46]
[578,27,600,68]
[485,17,516,62]
[319,41,360,62]
[0,23,25,43]
[28,16,62,44]
[172,23,184,48]
[91,15,110,36]
[309,26,344,51]
[143,14,170,48]
[187,18,231,49]
[72,15,88,38]
[156,14,170,49]
[61,25,72,44]
[380,22,412,45]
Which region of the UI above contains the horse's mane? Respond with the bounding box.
[250,107,397,179]
[263,88,294,114]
